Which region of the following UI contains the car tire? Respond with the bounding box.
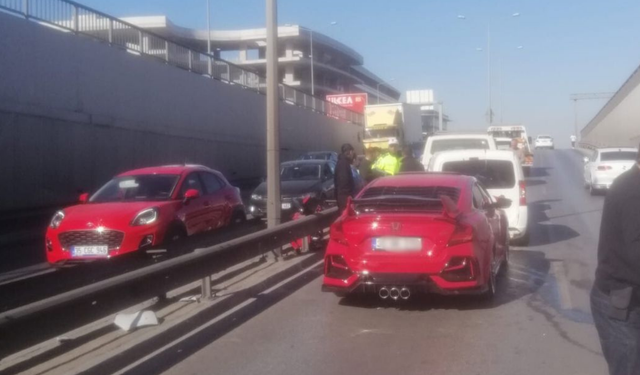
[482,268,497,300]
[512,231,529,247]
[164,225,186,253]
[230,208,247,226]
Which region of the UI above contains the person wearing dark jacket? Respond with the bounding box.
[358,148,379,183]
[334,143,356,213]
[591,145,640,375]
[399,146,424,173]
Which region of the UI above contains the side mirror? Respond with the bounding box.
[583,157,589,163]
[494,197,512,209]
[79,193,89,203]
[183,189,200,204]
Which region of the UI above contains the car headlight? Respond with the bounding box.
[251,194,263,200]
[131,208,158,226]
[50,211,65,229]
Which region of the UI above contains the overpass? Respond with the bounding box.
[581,62,640,147]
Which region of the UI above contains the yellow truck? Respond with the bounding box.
[363,103,423,150]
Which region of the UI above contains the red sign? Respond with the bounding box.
[326,93,368,114]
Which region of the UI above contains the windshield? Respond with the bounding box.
[600,151,638,161]
[489,130,524,139]
[431,139,491,154]
[442,160,516,189]
[90,175,179,203]
[280,164,322,180]
[365,128,399,139]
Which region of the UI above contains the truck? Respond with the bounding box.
[363,103,423,150]
[487,124,534,173]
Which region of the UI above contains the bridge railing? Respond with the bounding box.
[0,0,364,126]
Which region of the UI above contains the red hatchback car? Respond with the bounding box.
[322,173,510,300]
[46,165,245,265]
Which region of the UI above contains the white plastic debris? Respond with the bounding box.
[114,310,159,332]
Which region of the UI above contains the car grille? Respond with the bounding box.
[58,230,124,251]
[361,186,460,202]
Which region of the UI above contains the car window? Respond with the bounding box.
[281,164,322,180]
[200,172,225,194]
[600,151,637,161]
[430,139,490,154]
[442,160,516,189]
[91,175,179,203]
[472,185,485,209]
[180,173,205,197]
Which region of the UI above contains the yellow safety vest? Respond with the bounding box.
[373,153,399,176]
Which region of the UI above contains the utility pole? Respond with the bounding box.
[569,92,615,141]
[206,0,212,76]
[266,0,281,228]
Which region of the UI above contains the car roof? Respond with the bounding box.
[303,151,336,155]
[118,164,215,176]
[597,148,637,152]
[431,149,517,162]
[429,133,493,140]
[368,173,473,189]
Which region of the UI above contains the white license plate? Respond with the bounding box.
[72,245,108,257]
[282,203,292,210]
[373,237,422,252]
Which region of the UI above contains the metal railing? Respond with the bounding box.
[0,207,338,327]
[0,0,364,126]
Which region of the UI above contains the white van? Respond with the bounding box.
[422,134,497,168]
[429,149,528,243]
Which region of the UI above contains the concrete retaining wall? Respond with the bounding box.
[0,13,362,211]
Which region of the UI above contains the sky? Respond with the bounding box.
[81,0,640,147]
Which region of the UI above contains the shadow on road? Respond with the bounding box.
[528,167,552,178]
[338,249,550,312]
[527,199,580,247]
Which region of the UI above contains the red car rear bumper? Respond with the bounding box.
[322,241,489,296]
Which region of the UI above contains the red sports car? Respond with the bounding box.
[322,173,510,300]
[46,165,245,265]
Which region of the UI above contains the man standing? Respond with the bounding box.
[334,143,356,213]
[591,145,640,375]
[373,144,400,176]
[399,146,424,172]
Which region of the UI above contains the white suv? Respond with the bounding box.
[422,134,497,168]
[429,149,528,243]
[534,135,554,150]
[583,148,638,195]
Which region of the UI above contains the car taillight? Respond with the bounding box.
[519,180,526,206]
[325,255,353,280]
[447,224,473,247]
[597,165,612,171]
[441,256,477,282]
[330,220,348,246]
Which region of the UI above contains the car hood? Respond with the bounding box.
[56,201,174,231]
[253,180,323,198]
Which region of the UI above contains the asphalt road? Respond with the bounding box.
[125,149,607,375]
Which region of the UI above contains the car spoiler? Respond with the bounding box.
[348,195,460,219]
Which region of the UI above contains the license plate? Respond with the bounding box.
[282,203,291,210]
[373,237,422,252]
[72,245,108,257]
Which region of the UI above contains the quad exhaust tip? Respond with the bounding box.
[378,286,410,300]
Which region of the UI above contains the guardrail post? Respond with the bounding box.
[207,56,213,77]
[302,236,310,252]
[201,276,212,299]
[108,19,113,44]
[226,64,231,82]
[22,0,28,17]
[72,5,78,33]
[164,41,169,62]
[138,31,144,53]
[188,50,192,71]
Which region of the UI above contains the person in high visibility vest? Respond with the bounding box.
[373,144,400,176]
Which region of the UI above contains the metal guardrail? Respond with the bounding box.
[0,207,338,327]
[0,0,364,126]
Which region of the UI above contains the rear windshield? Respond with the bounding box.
[600,151,637,161]
[442,160,516,189]
[430,139,490,154]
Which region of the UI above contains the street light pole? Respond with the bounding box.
[310,30,315,96]
[206,0,212,76]
[266,0,281,228]
[487,23,492,126]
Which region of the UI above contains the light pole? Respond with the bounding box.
[206,0,212,76]
[266,0,281,228]
[458,12,520,126]
[308,21,337,96]
[376,78,395,104]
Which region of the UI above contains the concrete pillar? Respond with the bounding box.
[285,41,293,58]
[284,65,294,84]
[239,44,248,62]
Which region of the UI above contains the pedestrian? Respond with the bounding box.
[570,135,577,148]
[591,143,640,375]
[334,143,356,213]
[399,146,424,172]
[373,144,400,176]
